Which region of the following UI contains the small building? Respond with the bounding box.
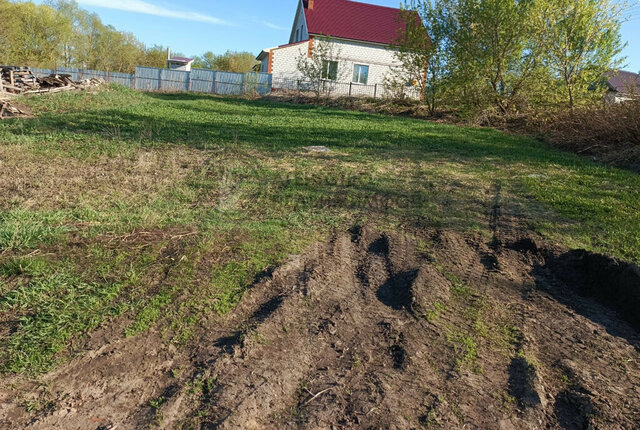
[604,70,640,103]
[167,57,195,72]
[257,0,424,97]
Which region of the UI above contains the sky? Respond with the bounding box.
[31,0,640,72]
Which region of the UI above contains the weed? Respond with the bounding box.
[424,301,447,323]
[149,395,166,409]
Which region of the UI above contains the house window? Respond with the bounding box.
[353,64,369,84]
[295,28,300,42]
[322,60,338,81]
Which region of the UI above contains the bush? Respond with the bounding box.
[539,101,640,170]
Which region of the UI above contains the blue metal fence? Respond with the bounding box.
[135,67,272,95]
[29,66,272,96]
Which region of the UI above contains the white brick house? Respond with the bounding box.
[257,0,421,97]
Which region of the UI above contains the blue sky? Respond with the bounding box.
[32,0,640,71]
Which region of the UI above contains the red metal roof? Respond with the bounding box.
[169,57,194,63]
[303,0,417,45]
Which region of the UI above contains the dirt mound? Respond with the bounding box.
[548,250,640,331]
[1,227,639,429]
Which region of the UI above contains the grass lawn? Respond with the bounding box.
[0,85,638,374]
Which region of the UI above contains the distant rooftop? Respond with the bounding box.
[169,57,194,64]
[605,70,640,96]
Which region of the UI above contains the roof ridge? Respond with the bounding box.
[330,0,404,12]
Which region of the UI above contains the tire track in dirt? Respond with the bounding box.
[1,225,639,429]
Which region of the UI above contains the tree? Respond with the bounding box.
[0,1,70,67]
[388,2,447,113]
[296,36,345,99]
[450,0,549,113]
[540,0,625,107]
[193,51,258,73]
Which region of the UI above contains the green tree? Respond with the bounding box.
[193,51,258,73]
[0,1,70,67]
[540,0,625,107]
[447,0,547,113]
[388,2,447,113]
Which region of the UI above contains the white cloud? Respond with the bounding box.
[77,0,229,25]
[262,20,288,31]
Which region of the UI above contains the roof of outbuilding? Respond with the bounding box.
[169,57,194,64]
[605,70,640,95]
[303,0,418,45]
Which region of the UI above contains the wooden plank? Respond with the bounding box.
[1,83,23,93]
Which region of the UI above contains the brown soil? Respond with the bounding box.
[0,226,639,429]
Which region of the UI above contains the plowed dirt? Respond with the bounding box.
[1,226,639,429]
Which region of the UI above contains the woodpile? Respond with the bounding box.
[0,66,105,96]
[0,66,105,118]
[0,67,39,93]
[0,98,31,120]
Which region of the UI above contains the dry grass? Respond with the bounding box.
[0,145,208,211]
[538,101,640,171]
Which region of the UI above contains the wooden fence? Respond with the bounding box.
[30,66,272,96]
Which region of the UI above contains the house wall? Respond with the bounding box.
[169,63,192,72]
[605,91,636,104]
[289,1,309,43]
[260,56,269,73]
[271,38,402,89]
[270,42,311,80]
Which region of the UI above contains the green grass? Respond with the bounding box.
[0,85,638,374]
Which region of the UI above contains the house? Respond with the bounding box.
[167,57,195,72]
[604,70,640,103]
[257,0,422,97]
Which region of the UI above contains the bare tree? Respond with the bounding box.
[296,36,345,100]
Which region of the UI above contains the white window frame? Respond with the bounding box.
[322,60,339,81]
[352,64,370,85]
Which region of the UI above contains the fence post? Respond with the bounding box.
[133,71,137,90]
[241,74,246,95]
[374,84,377,98]
[187,71,192,92]
[106,70,110,83]
[159,69,163,91]
[349,82,352,97]
[297,79,300,95]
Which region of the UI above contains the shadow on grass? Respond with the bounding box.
[5,92,575,168]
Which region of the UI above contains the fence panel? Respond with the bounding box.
[108,72,134,87]
[246,73,272,96]
[135,67,162,91]
[215,71,245,95]
[190,68,217,93]
[24,65,271,95]
[57,67,81,81]
[30,67,56,78]
[160,69,190,92]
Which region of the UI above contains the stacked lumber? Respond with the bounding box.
[0,66,105,95]
[0,66,39,93]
